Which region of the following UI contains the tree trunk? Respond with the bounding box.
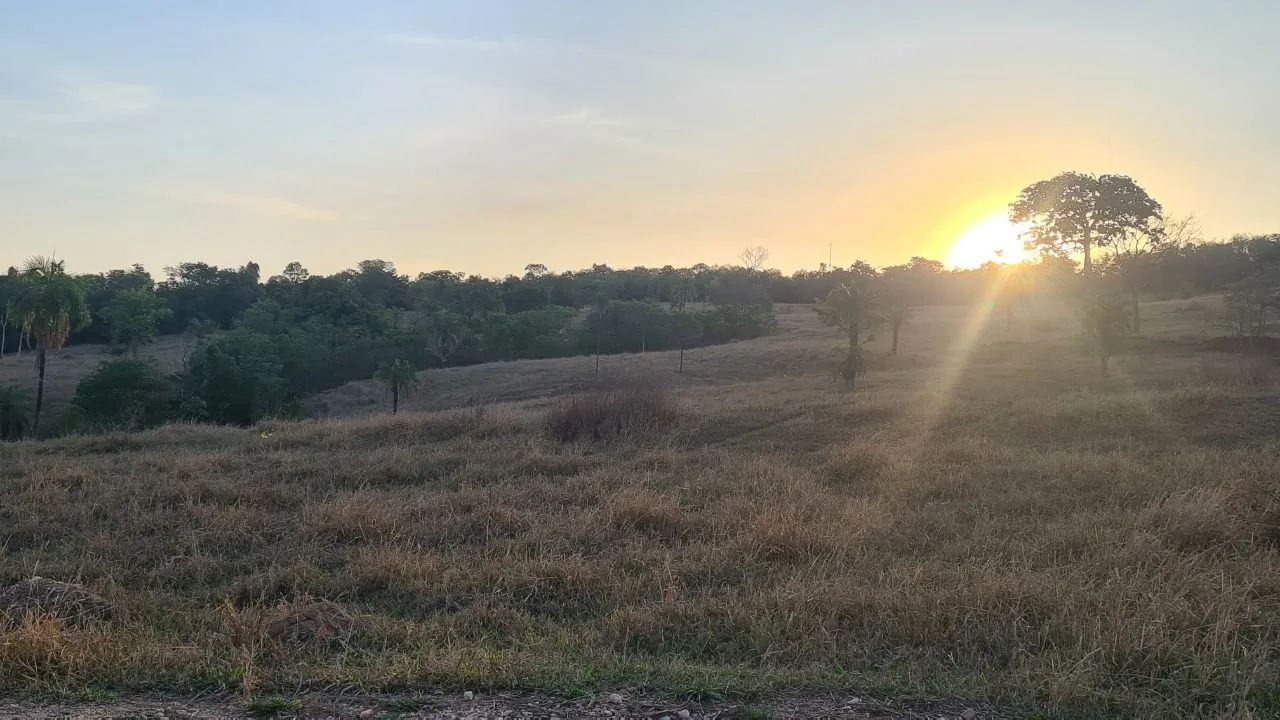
[1131,292,1141,334]
[391,386,399,414]
[595,332,601,376]
[891,323,900,356]
[1082,227,1093,276]
[678,345,685,373]
[33,348,46,436]
[0,318,6,359]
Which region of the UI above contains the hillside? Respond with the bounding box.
[3,295,1279,718]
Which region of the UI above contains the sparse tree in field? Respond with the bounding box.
[739,245,770,273]
[1103,214,1202,333]
[875,275,914,355]
[816,280,876,388]
[671,312,704,373]
[523,263,548,279]
[1220,235,1280,344]
[1010,172,1163,277]
[374,359,418,414]
[7,257,90,435]
[101,289,173,357]
[0,383,32,440]
[1081,295,1131,376]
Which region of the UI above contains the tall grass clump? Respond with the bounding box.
[545,377,678,442]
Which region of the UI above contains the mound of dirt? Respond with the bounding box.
[0,577,114,624]
[265,599,356,645]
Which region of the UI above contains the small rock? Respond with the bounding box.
[607,693,624,704]
[359,710,375,719]
[677,711,692,720]
[961,709,977,720]
[463,691,475,701]
[660,716,672,720]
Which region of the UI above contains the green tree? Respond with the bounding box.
[816,280,876,388]
[1081,296,1131,375]
[1010,172,1163,276]
[184,334,289,425]
[374,359,418,414]
[72,359,176,430]
[0,384,32,440]
[7,257,90,435]
[101,289,173,356]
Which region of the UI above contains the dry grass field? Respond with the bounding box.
[3,297,1280,718]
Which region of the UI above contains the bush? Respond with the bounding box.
[72,359,177,431]
[0,384,32,441]
[697,304,776,344]
[545,379,679,442]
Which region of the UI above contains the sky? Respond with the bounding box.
[1,1,1278,279]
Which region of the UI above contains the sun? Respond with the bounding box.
[946,213,1029,268]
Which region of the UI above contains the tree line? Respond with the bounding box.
[2,170,1277,438]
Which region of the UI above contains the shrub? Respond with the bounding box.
[545,379,678,442]
[72,359,177,431]
[0,384,32,441]
[697,304,776,344]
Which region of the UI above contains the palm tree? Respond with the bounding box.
[816,280,876,388]
[0,383,32,440]
[374,359,418,414]
[7,257,89,435]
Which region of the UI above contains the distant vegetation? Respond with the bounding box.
[2,172,1280,437]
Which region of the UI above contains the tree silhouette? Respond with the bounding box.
[7,257,90,435]
[739,246,770,273]
[1081,295,1131,375]
[875,273,915,355]
[1010,172,1162,276]
[816,280,876,388]
[374,359,418,414]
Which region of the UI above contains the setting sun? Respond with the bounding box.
[946,213,1029,268]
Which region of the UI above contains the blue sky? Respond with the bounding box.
[2,1,1277,277]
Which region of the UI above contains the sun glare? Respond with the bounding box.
[946,213,1029,269]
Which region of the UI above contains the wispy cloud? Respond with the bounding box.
[383,32,537,53]
[549,107,624,128]
[181,191,339,222]
[40,68,157,123]
[0,66,157,133]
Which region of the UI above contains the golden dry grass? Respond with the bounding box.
[2,296,1279,717]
